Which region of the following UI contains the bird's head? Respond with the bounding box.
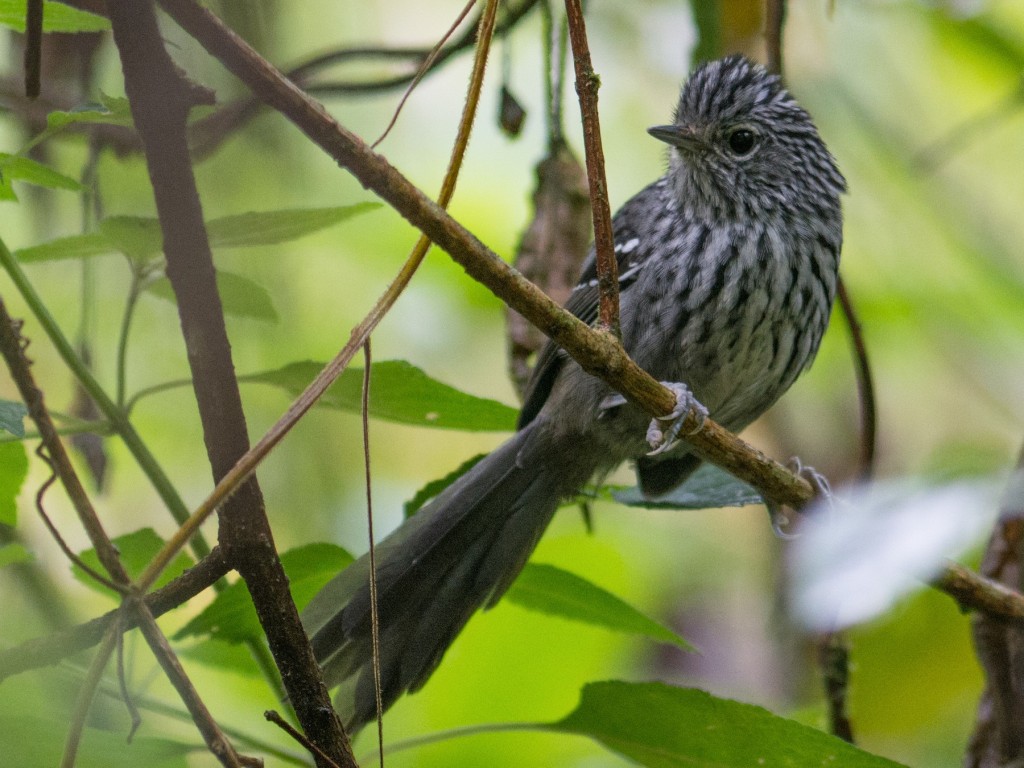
[649,55,846,221]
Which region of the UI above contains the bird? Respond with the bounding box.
[303,53,846,730]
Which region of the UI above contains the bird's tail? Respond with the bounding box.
[302,417,584,731]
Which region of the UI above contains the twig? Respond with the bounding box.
[105,1,355,765]
[0,300,132,586]
[836,277,876,481]
[133,597,255,767]
[0,237,210,558]
[266,711,342,768]
[562,0,619,336]
[371,0,477,148]
[361,341,385,761]
[0,547,230,681]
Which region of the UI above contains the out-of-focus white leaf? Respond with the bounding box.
[791,477,1005,630]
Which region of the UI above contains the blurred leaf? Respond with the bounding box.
[15,232,112,262]
[791,477,1003,630]
[0,153,83,193]
[99,216,163,261]
[1,715,188,767]
[613,463,763,509]
[508,563,693,651]
[175,543,352,643]
[0,542,32,568]
[147,271,279,322]
[404,453,486,517]
[47,96,134,131]
[551,681,908,767]
[0,443,28,526]
[0,399,26,436]
[14,204,378,264]
[205,203,381,248]
[0,0,110,32]
[74,528,195,598]
[179,638,263,676]
[244,360,518,431]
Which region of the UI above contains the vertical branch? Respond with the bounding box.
[104,1,356,766]
[24,0,43,97]
[836,278,876,481]
[764,0,785,75]
[562,0,619,336]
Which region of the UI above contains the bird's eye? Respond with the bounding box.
[727,128,757,156]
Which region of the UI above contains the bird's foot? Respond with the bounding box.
[646,382,708,456]
[766,457,832,538]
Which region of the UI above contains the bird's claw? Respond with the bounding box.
[646,382,708,456]
[765,457,833,538]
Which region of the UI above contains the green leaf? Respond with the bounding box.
[0,398,26,436]
[205,203,381,248]
[74,528,195,598]
[179,638,263,676]
[0,153,83,192]
[99,215,163,261]
[14,231,113,263]
[0,715,189,768]
[404,453,486,517]
[146,270,278,322]
[552,681,909,768]
[613,464,763,509]
[46,93,133,131]
[0,542,32,568]
[175,543,352,643]
[244,360,518,431]
[0,0,110,33]
[0,442,28,526]
[507,564,692,651]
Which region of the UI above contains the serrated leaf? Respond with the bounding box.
[0,442,28,526]
[404,453,486,517]
[0,0,110,33]
[74,528,195,598]
[552,681,908,768]
[0,153,82,192]
[507,563,692,651]
[0,399,26,436]
[146,270,278,321]
[613,463,763,509]
[14,231,113,262]
[175,543,352,643]
[244,360,518,431]
[791,477,1002,630]
[206,203,381,248]
[0,542,31,568]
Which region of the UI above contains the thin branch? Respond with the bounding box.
[562,0,619,336]
[0,300,132,586]
[132,598,255,767]
[266,711,342,768]
[371,0,477,149]
[0,547,230,682]
[0,237,210,558]
[836,277,876,481]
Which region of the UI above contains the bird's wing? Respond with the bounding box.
[518,178,673,429]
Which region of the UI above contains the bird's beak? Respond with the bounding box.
[647,124,702,152]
